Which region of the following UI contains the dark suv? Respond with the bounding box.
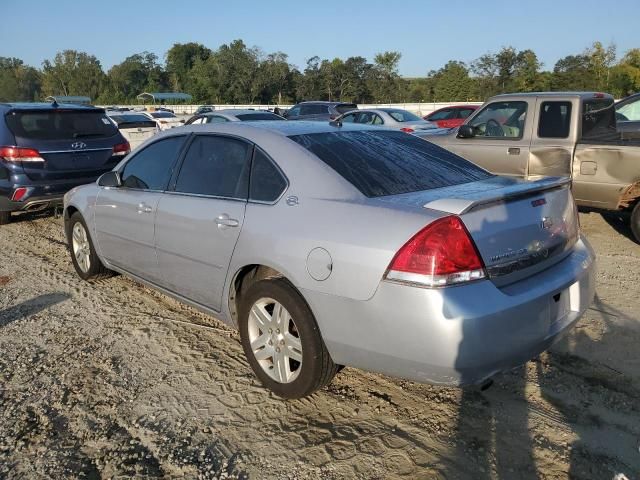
[0,103,130,224]
[284,101,357,121]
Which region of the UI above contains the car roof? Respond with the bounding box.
[203,109,275,115]
[490,92,614,100]
[296,101,357,106]
[169,120,386,139]
[0,102,103,111]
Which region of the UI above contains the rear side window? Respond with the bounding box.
[538,101,572,138]
[458,108,475,119]
[174,135,251,198]
[300,104,329,115]
[288,130,492,197]
[250,149,287,202]
[121,136,185,190]
[236,113,283,121]
[581,98,617,142]
[5,110,118,140]
[386,109,422,122]
[335,104,358,114]
[428,109,454,121]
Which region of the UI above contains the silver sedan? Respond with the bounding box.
[338,107,437,133]
[63,121,596,399]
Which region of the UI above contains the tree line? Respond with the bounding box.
[1,40,639,105]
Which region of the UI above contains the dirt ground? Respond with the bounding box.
[0,210,639,480]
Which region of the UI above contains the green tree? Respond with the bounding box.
[0,57,41,101]
[100,52,167,103]
[432,61,472,101]
[513,50,542,92]
[165,42,211,92]
[369,51,402,102]
[551,54,595,90]
[41,50,105,100]
[586,41,616,91]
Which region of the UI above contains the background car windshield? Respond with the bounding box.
[6,110,118,140]
[385,109,422,122]
[289,130,492,197]
[236,113,283,121]
[150,111,176,118]
[616,98,640,121]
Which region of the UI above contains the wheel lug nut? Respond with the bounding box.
[280,339,285,345]
[268,328,272,334]
[276,347,280,353]
[276,329,280,334]
[268,340,273,345]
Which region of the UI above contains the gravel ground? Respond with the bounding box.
[0,210,639,479]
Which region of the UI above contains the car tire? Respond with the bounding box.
[238,278,338,399]
[0,210,10,225]
[66,212,112,281]
[631,202,640,244]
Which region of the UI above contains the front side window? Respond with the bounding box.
[356,112,376,125]
[372,114,384,125]
[341,113,357,123]
[538,101,572,138]
[249,149,287,202]
[288,106,301,117]
[468,101,528,139]
[121,136,186,190]
[174,135,251,198]
[427,109,454,121]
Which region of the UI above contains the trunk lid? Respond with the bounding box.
[380,176,579,286]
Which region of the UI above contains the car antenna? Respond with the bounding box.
[329,118,342,127]
[51,100,59,108]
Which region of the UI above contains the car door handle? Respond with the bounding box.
[137,202,153,214]
[508,147,521,155]
[215,214,239,228]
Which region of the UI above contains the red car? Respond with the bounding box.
[423,105,479,129]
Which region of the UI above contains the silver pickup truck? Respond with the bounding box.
[415,92,640,241]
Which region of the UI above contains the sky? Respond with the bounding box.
[1,0,638,76]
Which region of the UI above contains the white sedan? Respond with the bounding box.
[141,111,184,130]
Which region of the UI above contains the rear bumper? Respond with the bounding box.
[0,180,94,213]
[302,235,596,386]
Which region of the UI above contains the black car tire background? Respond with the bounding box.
[631,202,640,243]
[0,210,10,225]
[66,212,113,281]
[238,278,338,399]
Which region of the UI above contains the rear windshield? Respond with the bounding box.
[110,114,156,128]
[236,113,283,121]
[150,111,176,119]
[581,98,618,142]
[288,130,492,197]
[385,109,422,122]
[5,110,118,140]
[336,104,358,114]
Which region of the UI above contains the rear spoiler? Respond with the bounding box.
[423,177,571,215]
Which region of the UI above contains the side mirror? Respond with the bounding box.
[457,125,475,138]
[98,171,121,188]
[281,110,289,118]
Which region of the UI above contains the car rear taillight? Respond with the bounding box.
[11,187,29,201]
[112,141,130,157]
[0,146,44,162]
[385,216,486,287]
[400,127,415,133]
